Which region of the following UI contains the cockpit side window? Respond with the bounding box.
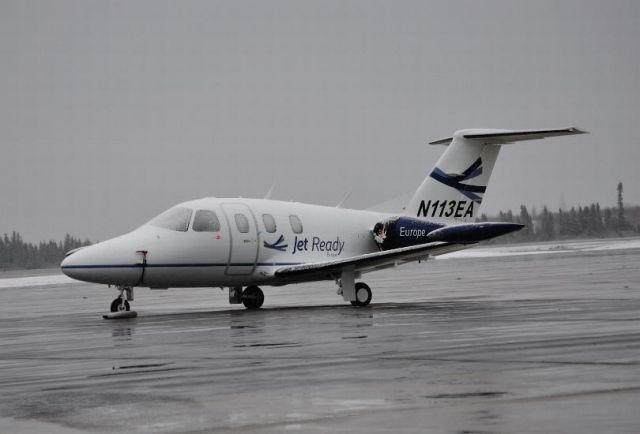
[262,214,277,233]
[289,215,303,234]
[234,214,250,233]
[147,206,193,232]
[192,210,221,232]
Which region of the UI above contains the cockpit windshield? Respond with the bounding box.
[147,206,193,232]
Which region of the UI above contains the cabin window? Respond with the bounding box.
[234,214,250,233]
[289,215,303,234]
[262,214,277,233]
[192,210,221,232]
[147,206,193,232]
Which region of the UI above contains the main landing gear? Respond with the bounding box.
[229,286,265,310]
[242,286,265,310]
[336,269,373,307]
[351,282,372,307]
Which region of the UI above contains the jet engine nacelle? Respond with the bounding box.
[373,218,524,250]
[373,216,444,251]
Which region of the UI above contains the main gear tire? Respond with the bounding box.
[242,286,265,310]
[351,282,372,307]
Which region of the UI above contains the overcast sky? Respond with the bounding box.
[1,0,639,241]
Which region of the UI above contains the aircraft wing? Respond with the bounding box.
[274,241,467,282]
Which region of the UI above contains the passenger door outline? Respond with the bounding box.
[220,203,259,275]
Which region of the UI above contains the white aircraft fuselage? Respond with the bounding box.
[62,198,396,288]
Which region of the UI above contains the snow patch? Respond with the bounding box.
[439,237,640,260]
[0,274,78,289]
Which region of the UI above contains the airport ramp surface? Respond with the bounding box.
[1,238,639,433]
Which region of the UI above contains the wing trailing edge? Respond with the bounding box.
[274,241,466,282]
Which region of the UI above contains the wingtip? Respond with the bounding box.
[429,137,453,146]
[568,127,589,135]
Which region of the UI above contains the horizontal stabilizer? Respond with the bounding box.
[426,222,523,244]
[429,127,587,146]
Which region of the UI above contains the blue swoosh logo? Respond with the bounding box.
[429,157,486,203]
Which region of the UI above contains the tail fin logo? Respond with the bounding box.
[429,157,486,203]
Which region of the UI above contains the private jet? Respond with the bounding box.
[61,127,586,315]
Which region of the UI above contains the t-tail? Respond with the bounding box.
[405,127,587,222]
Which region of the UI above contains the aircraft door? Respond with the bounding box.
[221,203,259,275]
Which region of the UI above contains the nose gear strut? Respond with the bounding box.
[103,250,146,319]
[103,285,137,319]
[110,286,132,312]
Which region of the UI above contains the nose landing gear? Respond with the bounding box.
[110,297,130,312]
[103,286,137,319]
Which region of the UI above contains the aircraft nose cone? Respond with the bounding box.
[60,244,111,283]
[61,248,95,281]
[60,251,81,279]
[60,230,152,286]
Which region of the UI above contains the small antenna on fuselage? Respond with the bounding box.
[264,183,276,200]
[336,191,351,208]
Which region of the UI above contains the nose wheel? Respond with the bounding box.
[103,286,137,319]
[110,297,130,312]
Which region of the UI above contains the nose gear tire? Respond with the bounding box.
[110,298,131,312]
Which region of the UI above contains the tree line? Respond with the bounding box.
[0,232,91,270]
[479,203,640,243]
[480,182,640,242]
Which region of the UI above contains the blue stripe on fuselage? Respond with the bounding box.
[61,262,303,269]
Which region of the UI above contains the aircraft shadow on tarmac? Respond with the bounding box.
[103,299,497,341]
[116,299,491,320]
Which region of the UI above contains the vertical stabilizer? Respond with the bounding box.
[405,127,586,222]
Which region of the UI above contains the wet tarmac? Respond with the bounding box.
[1,240,640,433]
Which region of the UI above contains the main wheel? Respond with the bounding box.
[242,286,264,310]
[351,282,372,307]
[110,297,130,312]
